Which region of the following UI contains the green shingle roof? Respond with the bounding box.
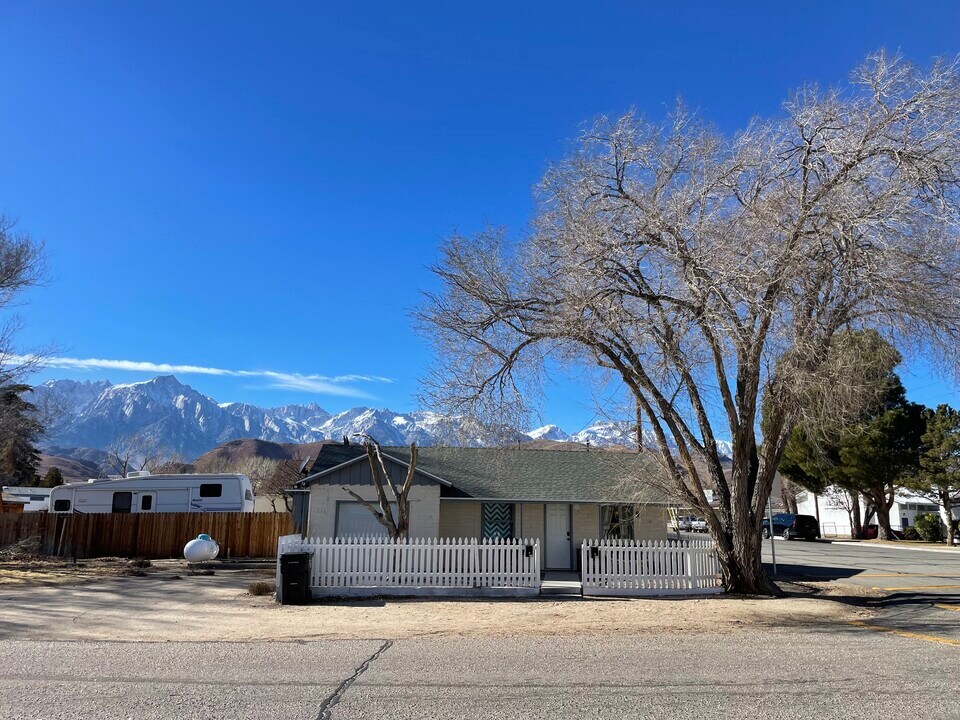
[304,444,671,504]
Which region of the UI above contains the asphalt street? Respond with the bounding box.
[762,536,960,647]
[3,541,959,719]
[762,536,960,595]
[4,627,960,720]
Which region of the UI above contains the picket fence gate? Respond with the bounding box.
[277,535,540,598]
[581,538,722,596]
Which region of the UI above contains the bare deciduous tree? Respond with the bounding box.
[780,476,800,515]
[418,52,960,593]
[341,435,417,540]
[105,434,167,477]
[0,217,48,510]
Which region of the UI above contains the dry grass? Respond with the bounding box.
[248,580,275,596]
[0,556,158,586]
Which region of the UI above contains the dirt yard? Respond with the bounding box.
[0,556,160,585]
[0,561,877,643]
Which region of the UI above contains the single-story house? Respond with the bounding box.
[290,444,671,570]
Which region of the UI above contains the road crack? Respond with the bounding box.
[316,639,393,719]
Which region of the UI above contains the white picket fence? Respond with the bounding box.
[278,535,541,598]
[581,538,722,596]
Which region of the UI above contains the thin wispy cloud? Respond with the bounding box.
[11,355,393,398]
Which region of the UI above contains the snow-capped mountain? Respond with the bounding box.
[32,376,734,461]
[34,376,256,460]
[571,421,637,447]
[714,440,734,457]
[31,376,532,459]
[528,424,572,442]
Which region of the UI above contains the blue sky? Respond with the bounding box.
[2,1,958,431]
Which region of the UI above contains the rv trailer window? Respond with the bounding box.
[199,483,222,498]
[245,489,253,501]
[112,492,132,514]
[140,495,153,511]
[53,499,70,512]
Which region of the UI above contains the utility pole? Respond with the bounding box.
[766,496,777,577]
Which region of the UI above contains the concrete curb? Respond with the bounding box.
[831,541,960,555]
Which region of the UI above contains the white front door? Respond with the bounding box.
[545,503,571,569]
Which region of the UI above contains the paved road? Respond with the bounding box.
[3,630,959,720]
[761,537,960,594]
[761,537,960,647]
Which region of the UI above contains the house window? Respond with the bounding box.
[482,503,514,539]
[601,504,636,540]
[112,492,132,514]
[199,483,222,498]
[336,501,400,538]
[53,499,70,512]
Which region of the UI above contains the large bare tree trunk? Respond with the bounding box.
[715,525,778,595]
[850,492,862,539]
[871,493,895,540]
[781,478,799,514]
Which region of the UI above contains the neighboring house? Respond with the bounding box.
[290,445,670,571]
[797,487,960,537]
[2,486,52,512]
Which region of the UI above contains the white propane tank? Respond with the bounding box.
[183,533,220,562]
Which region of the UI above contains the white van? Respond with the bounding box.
[48,472,255,514]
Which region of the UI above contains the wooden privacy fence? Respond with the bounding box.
[581,538,722,596]
[0,512,294,559]
[278,536,541,597]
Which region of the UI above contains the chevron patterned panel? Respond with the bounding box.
[482,503,514,539]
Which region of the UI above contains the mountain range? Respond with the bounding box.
[31,375,733,464]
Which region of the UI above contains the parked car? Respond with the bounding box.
[761,513,820,540]
[691,518,708,533]
[674,515,697,532]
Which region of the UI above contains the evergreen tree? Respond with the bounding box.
[775,330,905,538]
[40,466,63,488]
[837,380,925,540]
[908,405,960,545]
[0,383,43,485]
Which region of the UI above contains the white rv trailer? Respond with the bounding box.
[48,472,254,514]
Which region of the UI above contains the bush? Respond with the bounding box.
[902,526,920,541]
[914,513,944,542]
[248,580,274,596]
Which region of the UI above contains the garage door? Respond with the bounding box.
[336,501,399,538]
